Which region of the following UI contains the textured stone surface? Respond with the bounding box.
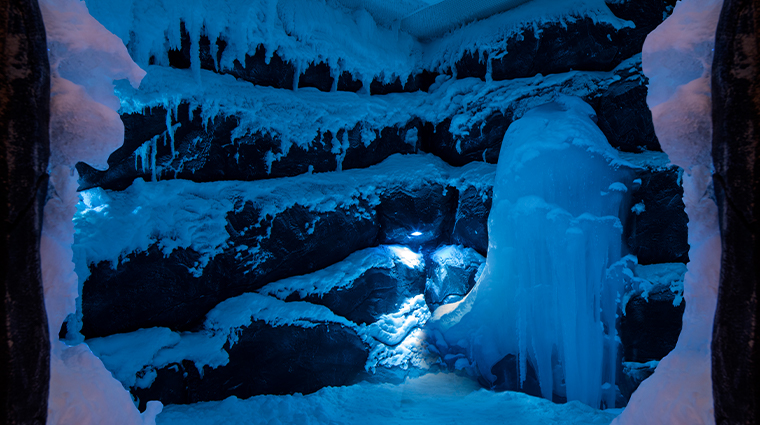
[604,0,677,54]
[419,115,506,167]
[0,0,50,423]
[132,321,367,409]
[454,16,664,83]
[376,182,458,247]
[624,166,689,264]
[595,72,660,152]
[620,287,684,363]
[81,202,379,338]
[711,0,760,422]
[452,0,676,82]
[452,186,492,256]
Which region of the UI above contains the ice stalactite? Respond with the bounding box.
[612,0,723,424]
[431,95,633,408]
[39,0,161,423]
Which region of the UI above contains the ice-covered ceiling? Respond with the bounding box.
[334,0,533,40]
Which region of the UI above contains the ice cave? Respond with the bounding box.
[2,0,760,423]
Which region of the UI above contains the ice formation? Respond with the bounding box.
[107,55,638,181]
[612,0,723,423]
[82,0,631,86]
[431,95,633,408]
[39,0,160,423]
[84,0,420,86]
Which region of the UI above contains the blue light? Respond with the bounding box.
[410,231,423,237]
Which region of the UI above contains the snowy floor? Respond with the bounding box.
[155,373,619,425]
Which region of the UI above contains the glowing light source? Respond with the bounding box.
[410,231,423,237]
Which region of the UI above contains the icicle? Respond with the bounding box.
[165,107,176,159]
[486,57,493,83]
[293,60,301,91]
[134,140,151,172]
[150,135,158,182]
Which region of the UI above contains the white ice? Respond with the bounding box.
[431,95,634,409]
[40,0,161,423]
[611,0,723,422]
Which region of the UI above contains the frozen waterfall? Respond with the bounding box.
[431,95,633,408]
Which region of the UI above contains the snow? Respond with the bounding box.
[616,256,687,315]
[154,372,618,425]
[430,95,634,409]
[612,0,723,423]
[40,0,160,423]
[205,292,358,340]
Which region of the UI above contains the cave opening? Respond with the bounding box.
[4,0,743,423]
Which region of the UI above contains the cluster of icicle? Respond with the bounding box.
[431,95,633,409]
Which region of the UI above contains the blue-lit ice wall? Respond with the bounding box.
[433,96,632,408]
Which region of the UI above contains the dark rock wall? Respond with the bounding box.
[0,0,50,423]
[712,0,760,422]
[625,166,689,264]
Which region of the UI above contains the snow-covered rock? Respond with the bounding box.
[74,154,492,337]
[424,245,485,311]
[260,246,426,325]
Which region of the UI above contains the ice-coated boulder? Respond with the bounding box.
[259,246,426,325]
[88,295,368,409]
[75,155,489,338]
[424,245,485,311]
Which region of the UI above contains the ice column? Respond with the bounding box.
[432,96,632,408]
[40,0,161,424]
[612,0,723,423]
